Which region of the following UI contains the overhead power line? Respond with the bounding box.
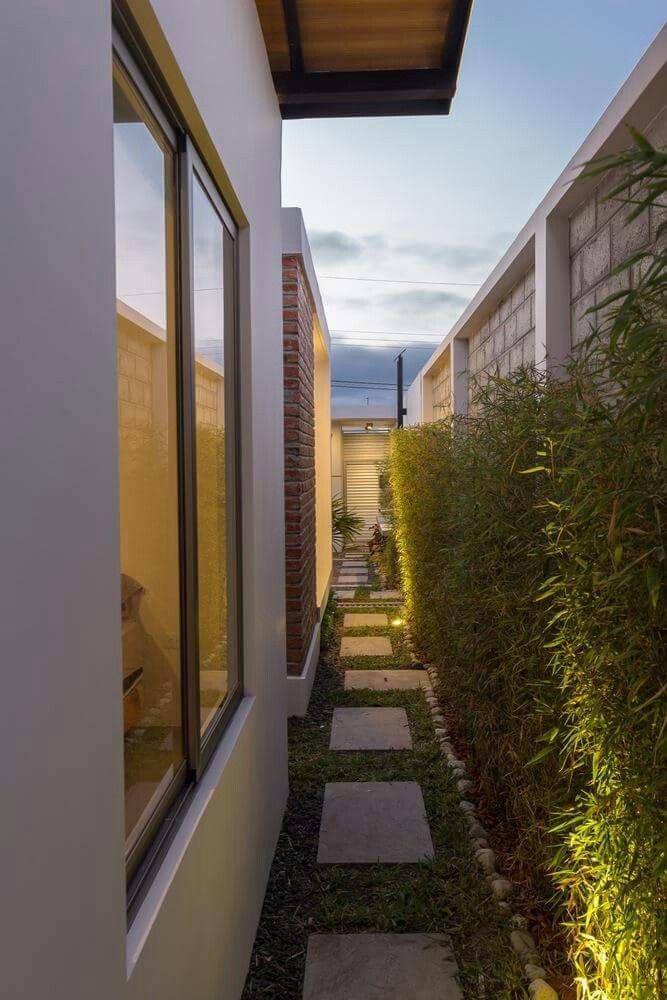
[320,274,482,287]
[331,338,438,347]
[332,382,396,388]
[332,378,396,385]
[332,384,396,392]
[331,328,441,339]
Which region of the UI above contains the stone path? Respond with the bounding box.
[330,707,412,750]
[344,668,428,690]
[332,553,369,597]
[318,781,434,864]
[343,613,388,627]
[303,934,461,1000]
[303,552,461,997]
[245,549,533,999]
[340,635,393,657]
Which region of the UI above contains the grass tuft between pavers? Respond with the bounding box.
[242,606,526,999]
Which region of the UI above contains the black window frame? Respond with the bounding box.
[113,18,244,923]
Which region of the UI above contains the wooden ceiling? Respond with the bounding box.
[255,0,473,118]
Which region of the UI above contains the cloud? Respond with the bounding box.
[309,230,364,264]
[394,240,497,271]
[486,230,517,254]
[378,288,471,315]
[307,228,511,276]
[309,230,390,265]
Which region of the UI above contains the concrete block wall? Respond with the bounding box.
[195,363,224,427]
[570,105,666,348]
[467,268,535,406]
[118,326,155,431]
[283,255,317,677]
[430,350,452,418]
[408,34,667,430]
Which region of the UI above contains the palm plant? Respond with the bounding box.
[331,494,363,550]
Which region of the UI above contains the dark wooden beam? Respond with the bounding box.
[441,0,474,89]
[281,97,452,120]
[275,68,456,100]
[281,0,304,74]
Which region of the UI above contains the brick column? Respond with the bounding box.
[283,255,317,676]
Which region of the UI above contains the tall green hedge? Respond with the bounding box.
[390,134,666,998]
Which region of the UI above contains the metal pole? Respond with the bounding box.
[395,349,406,428]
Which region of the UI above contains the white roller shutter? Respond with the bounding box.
[343,432,389,537]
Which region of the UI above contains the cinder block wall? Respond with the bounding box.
[430,350,452,419]
[570,106,666,348]
[283,255,317,677]
[467,268,536,407]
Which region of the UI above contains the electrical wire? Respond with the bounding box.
[320,274,482,287]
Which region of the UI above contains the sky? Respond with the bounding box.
[282,3,666,410]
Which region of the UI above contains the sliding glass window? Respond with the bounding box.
[112,35,242,900]
[191,168,240,743]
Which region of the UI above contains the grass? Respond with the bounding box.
[339,615,413,671]
[242,604,528,999]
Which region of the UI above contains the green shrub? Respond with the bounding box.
[369,461,402,589]
[389,131,666,999]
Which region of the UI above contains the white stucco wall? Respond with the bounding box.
[0,2,287,999]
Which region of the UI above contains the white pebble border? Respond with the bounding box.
[405,635,559,1000]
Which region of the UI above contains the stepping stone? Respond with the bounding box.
[317,782,434,863]
[330,707,412,750]
[338,575,368,585]
[343,613,388,627]
[340,636,393,657]
[303,933,461,1000]
[371,590,401,600]
[334,589,355,600]
[345,669,427,691]
[342,560,367,567]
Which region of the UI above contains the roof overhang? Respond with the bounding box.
[255,0,473,118]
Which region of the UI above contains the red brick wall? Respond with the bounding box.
[283,255,317,676]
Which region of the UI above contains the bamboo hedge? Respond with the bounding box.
[389,133,666,998]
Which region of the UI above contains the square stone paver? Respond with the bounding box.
[334,589,355,600]
[371,590,401,600]
[345,669,427,691]
[338,575,368,586]
[343,613,388,628]
[340,636,393,657]
[317,782,434,863]
[330,707,412,750]
[303,934,461,1000]
[342,561,367,568]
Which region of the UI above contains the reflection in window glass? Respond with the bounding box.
[192,178,231,733]
[113,63,184,854]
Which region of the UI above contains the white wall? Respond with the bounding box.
[0,2,287,999]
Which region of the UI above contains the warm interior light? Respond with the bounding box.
[392,618,403,627]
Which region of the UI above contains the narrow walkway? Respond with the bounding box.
[243,555,524,999]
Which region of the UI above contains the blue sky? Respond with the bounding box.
[282,3,666,409]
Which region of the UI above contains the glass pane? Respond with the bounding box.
[113,62,184,855]
[192,176,233,734]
